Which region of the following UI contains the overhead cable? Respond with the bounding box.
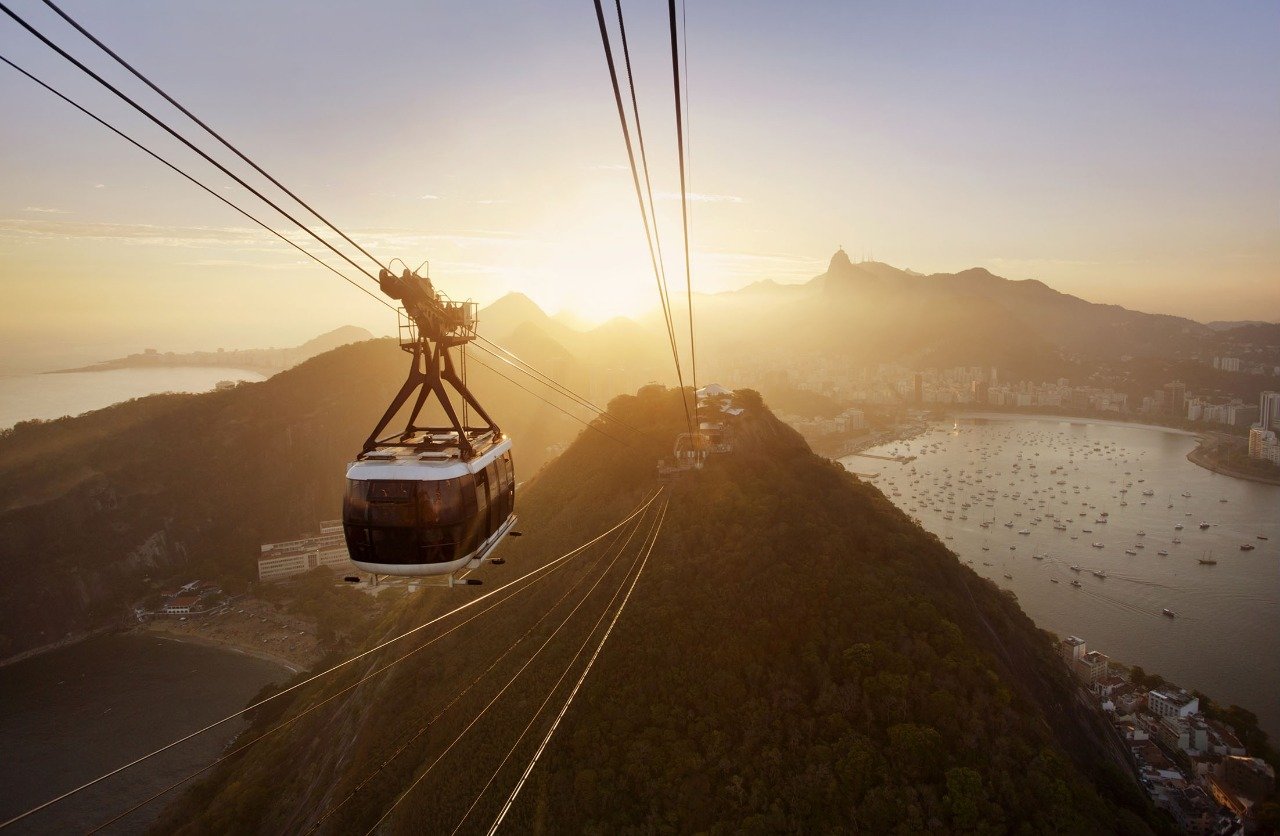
[0,492,660,831]
[303,512,640,833]
[39,0,390,274]
[364,498,657,834]
[665,0,699,415]
[0,2,384,287]
[451,497,665,834]
[487,498,668,834]
[467,350,637,450]
[611,0,683,395]
[473,337,652,440]
[87,533,597,835]
[590,0,693,436]
[0,54,395,313]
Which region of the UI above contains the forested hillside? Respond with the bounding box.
[0,338,586,661]
[154,387,1159,834]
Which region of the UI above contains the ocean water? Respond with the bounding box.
[0,367,268,430]
[844,416,1280,738]
[0,634,287,834]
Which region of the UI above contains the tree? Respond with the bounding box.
[944,767,988,831]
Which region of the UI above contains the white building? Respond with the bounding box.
[1060,635,1087,665]
[258,520,354,582]
[1249,426,1280,465]
[1149,688,1200,720]
[1158,715,1210,754]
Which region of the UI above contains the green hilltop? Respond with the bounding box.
[153,386,1159,834]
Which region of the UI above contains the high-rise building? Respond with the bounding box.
[913,372,923,404]
[1260,391,1280,432]
[1249,426,1280,464]
[1228,404,1258,428]
[1164,381,1186,417]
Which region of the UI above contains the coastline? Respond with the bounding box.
[953,410,1280,486]
[144,628,304,674]
[1,623,305,675]
[0,624,116,670]
[953,410,1200,437]
[808,421,929,461]
[44,362,272,376]
[1186,439,1280,487]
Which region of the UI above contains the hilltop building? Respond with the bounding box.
[258,520,354,582]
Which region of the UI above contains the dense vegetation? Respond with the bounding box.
[155,386,1158,834]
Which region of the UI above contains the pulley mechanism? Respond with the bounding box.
[360,267,499,460]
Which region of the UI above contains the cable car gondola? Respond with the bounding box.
[342,266,516,579]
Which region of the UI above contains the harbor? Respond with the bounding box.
[844,414,1280,738]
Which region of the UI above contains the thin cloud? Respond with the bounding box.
[474,199,510,205]
[24,206,69,214]
[420,194,442,200]
[180,258,315,271]
[986,257,1102,268]
[0,218,281,251]
[696,250,823,282]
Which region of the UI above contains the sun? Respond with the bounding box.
[521,202,669,326]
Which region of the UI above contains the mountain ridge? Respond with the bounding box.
[48,325,376,376]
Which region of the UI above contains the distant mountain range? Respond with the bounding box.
[50,325,375,375]
[476,250,1278,392]
[1207,320,1276,331]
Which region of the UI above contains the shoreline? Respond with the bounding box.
[44,363,276,377]
[810,421,929,461]
[0,624,117,670]
[1,623,307,675]
[953,410,1201,437]
[144,628,304,674]
[1186,440,1280,487]
[954,411,1280,486]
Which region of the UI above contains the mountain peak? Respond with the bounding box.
[828,247,853,272]
[482,292,548,319]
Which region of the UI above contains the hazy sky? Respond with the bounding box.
[2,0,1278,370]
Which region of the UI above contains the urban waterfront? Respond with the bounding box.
[844,415,1280,738]
[0,634,286,834]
